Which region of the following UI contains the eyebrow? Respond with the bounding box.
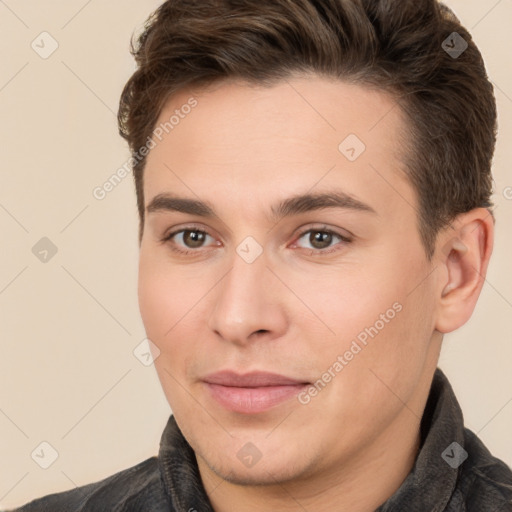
[146,190,377,221]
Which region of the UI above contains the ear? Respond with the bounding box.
[434,208,494,334]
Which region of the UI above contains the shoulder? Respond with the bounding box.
[8,457,171,512]
[457,428,512,510]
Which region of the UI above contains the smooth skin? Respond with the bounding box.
[137,74,493,511]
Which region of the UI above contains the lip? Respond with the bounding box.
[202,371,310,414]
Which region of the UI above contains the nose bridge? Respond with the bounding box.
[207,244,286,344]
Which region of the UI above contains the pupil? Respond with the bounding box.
[185,230,205,248]
[312,231,331,249]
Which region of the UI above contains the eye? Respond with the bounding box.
[293,227,351,255]
[160,224,352,257]
[161,227,218,254]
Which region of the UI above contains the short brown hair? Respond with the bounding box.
[118,0,497,258]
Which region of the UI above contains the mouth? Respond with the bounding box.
[202,371,311,414]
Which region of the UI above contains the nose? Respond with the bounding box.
[207,247,288,347]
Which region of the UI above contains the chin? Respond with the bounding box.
[208,461,303,486]
[197,444,315,487]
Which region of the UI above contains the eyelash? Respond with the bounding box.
[160,224,352,257]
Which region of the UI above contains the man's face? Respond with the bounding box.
[138,75,441,485]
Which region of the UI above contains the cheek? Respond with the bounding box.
[295,255,433,371]
[138,256,194,406]
[137,261,170,340]
[289,267,398,341]
[137,250,206,366]
[137,249,187,344]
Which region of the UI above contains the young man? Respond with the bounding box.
[11,0,512,510]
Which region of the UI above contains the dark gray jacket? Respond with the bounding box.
[8,369,512,511]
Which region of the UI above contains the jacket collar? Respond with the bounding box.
[376,368,464,511]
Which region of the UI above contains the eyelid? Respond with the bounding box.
[161,223,217,243]
[289,225,352,255]
[291,223,353,243]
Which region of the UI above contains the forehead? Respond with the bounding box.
[143,75,414,221]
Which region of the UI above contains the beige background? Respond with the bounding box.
[0,0,511,508]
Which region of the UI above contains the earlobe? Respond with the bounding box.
[435,208,494,333]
